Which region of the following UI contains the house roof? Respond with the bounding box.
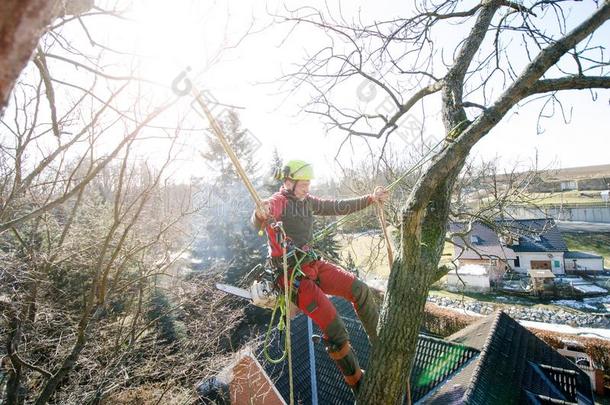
[210,298,598,405]
[427,311,594,405]
[496,218,568,252]
[450,222,516,260]
[451,218,568,260]
[256,297,479,404]
[564,251,603,259]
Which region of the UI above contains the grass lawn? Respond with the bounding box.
[440,241,454,266]
[563,232,610,268]
[338,229,455,279]
[479,190,607,207]
[337,231,392,278]
[526,190,605,206]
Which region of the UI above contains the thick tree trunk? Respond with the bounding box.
[359,167,462,403]
[341,3,610,404]
[0,0,94,115]
[0,1,58,114]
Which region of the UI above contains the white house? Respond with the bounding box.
[564,251,604,271]
[451,218,604,277]
[446,264,491,293]
[511,251,566,275]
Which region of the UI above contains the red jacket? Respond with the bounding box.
[252,186,372,257]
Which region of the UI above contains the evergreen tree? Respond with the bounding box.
[195,110,265,285]
[262,148,283,194]
[200,110,259,183]
[147,289,185,345]
[312,216,341,263]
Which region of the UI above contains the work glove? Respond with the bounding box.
[255,200,272,222]
[370,186,389,204]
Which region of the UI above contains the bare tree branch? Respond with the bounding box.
[527,75,610,95]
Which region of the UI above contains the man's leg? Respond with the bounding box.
[293,275,363,392]
[314,260,380,344]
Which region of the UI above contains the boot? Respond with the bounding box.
[351,279,380,344]
[325,340,363,394]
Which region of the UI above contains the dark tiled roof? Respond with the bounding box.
[450,218,568,256]
[425,357,478,404]
[450,222,516,260]
[496,218,568,252]
[564,251,603,259]
[255,303,594,405]
[449,221,503,248]
[256,314,314,405]
[257,297,479,404]
[446,313,497,350]
[462,312,593,405]
[410,335,479,402]
[427,312,595,405]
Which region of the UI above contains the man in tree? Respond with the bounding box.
[252,159,388,394]
[279,3,610,402]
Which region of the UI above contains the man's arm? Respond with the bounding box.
[250,194,286,228]
[309,195,372,216]
[309,187,389,216]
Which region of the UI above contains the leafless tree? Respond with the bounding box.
[0,3,244,403]
[278,1,610,402]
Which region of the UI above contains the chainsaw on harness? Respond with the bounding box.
[216,225,318,309]
[215,262,278,309]
[215,248,317,309]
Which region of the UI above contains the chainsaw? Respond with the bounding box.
[216,279,278,309]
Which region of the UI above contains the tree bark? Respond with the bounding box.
[0,0,94,115]
[0,1,58,114]
[358,166,463,403]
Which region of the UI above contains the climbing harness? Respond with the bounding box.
[260,222,311,405]
[262,224,309,363]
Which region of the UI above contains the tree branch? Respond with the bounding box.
[32,49,60,137]
[527,75,610,95]
[379,80,445,138]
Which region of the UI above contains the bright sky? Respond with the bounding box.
[56,0,610,182]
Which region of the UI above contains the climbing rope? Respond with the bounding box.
[376,202,394,268]
[262,245,306,364]
[281,227,295,405]
[261,224,312,405]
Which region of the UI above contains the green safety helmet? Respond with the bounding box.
[276,160,314,181]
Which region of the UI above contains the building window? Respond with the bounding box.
[553,260,561,268]
[561,180,577,191]
[514,256,520,267]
